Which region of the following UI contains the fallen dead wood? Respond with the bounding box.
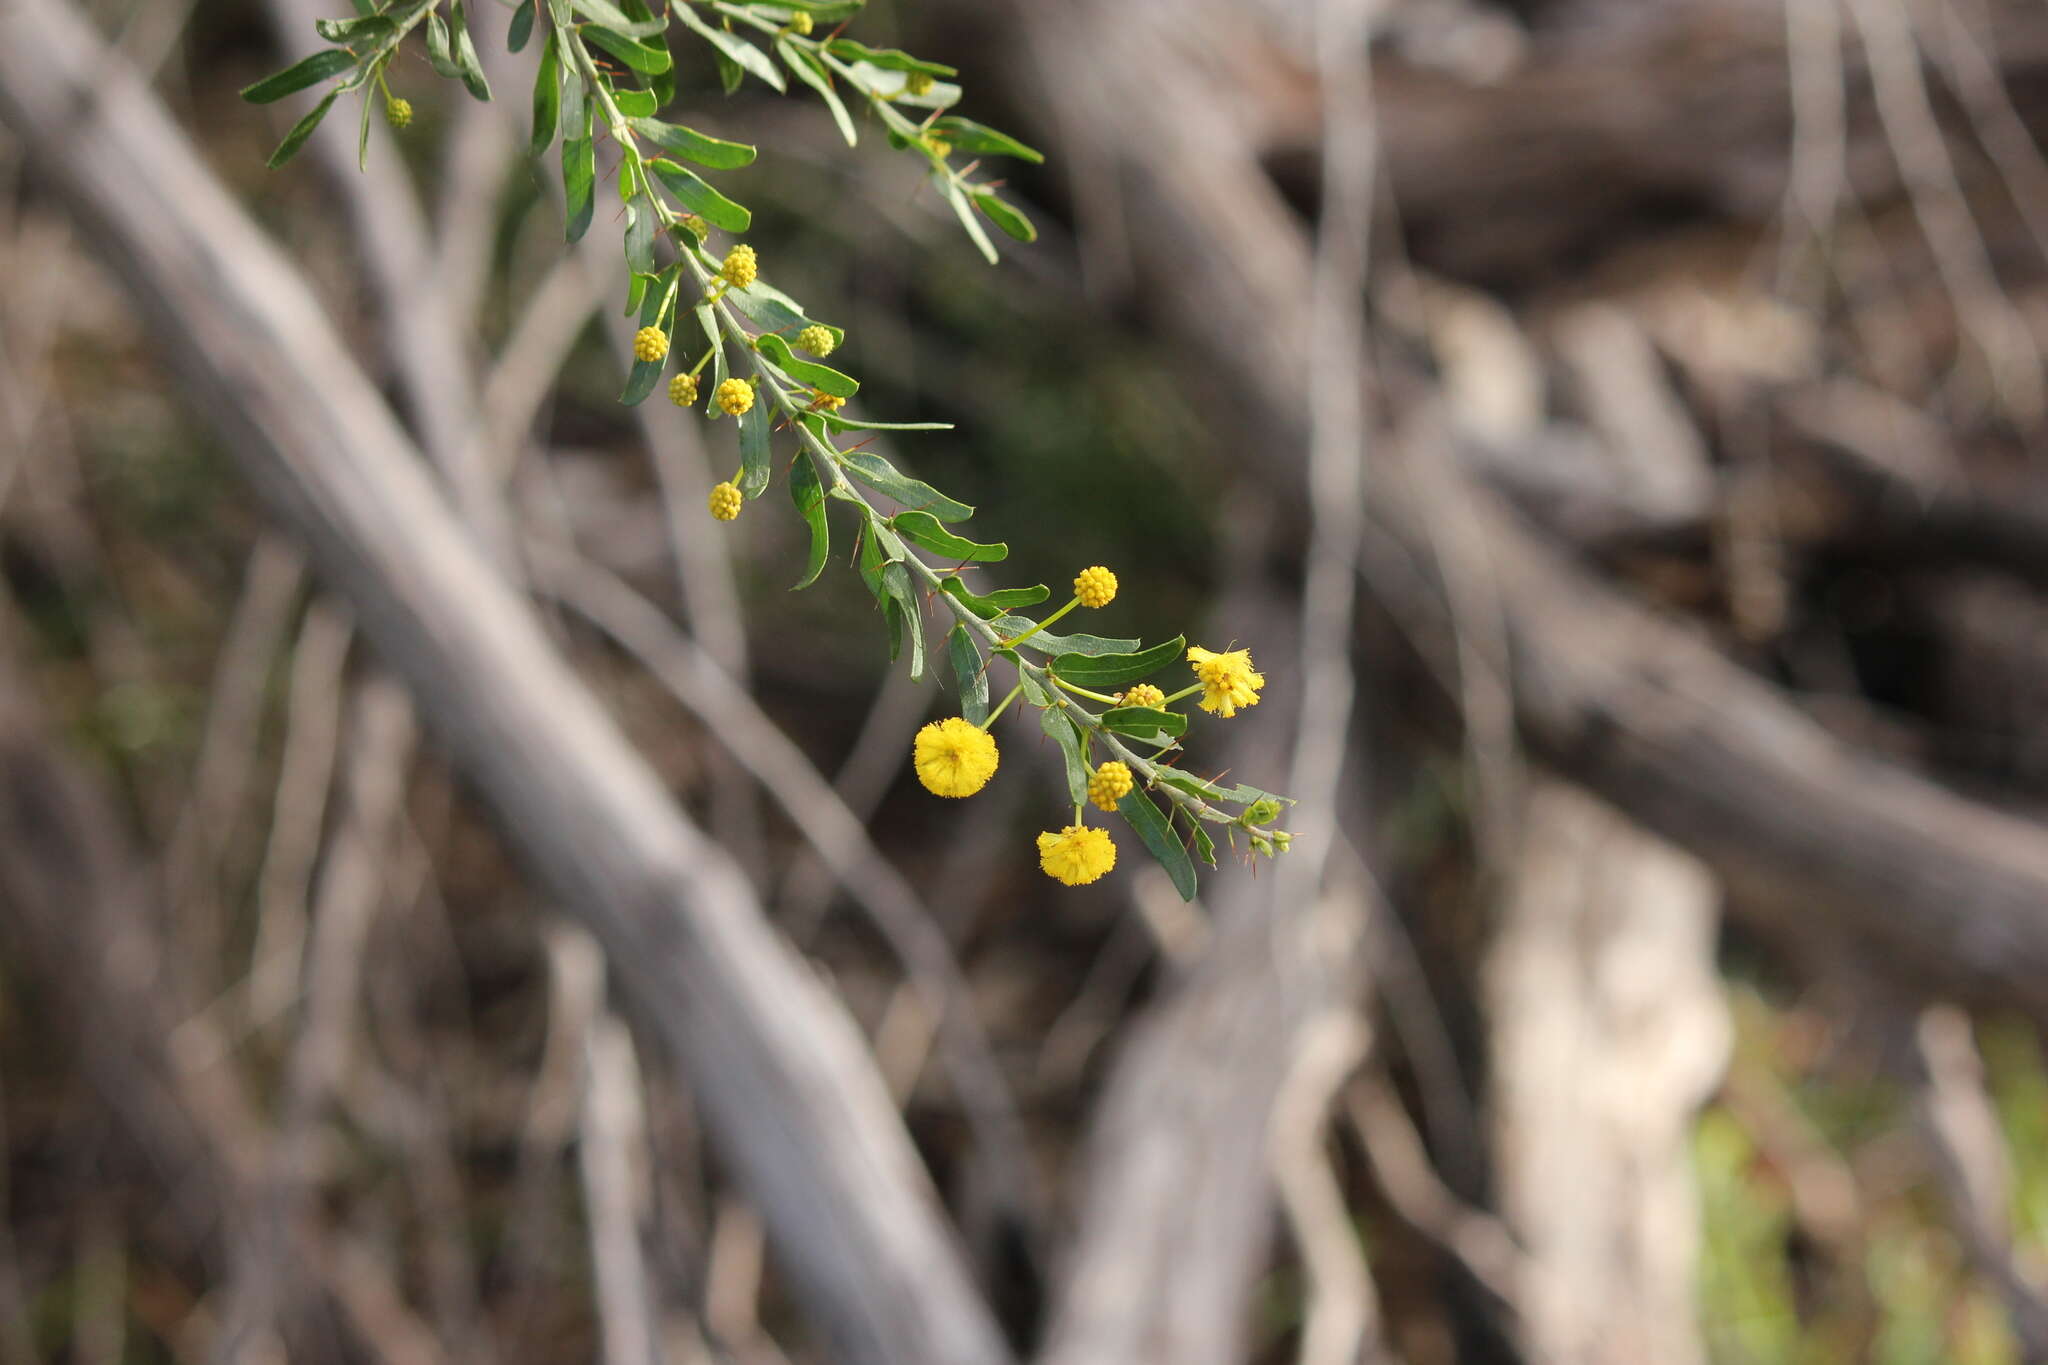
[0,6,1009,1362]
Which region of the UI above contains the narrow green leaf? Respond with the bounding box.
[720,279,839,351]
[841,451,972,521]
[972,190,1036,244]
[628,118,756,169]
[568,0,667,36]
[696,303,728,416]
[241,49,357,103]
[624,270,650,317]
[940,177,999,264]
[530,31,561,157]
[891,510,1005,563]
[778,39,856,146]
[821,39,954,77]
[1050,637,1185,690]
[448,1,494,99]
[1099,706,1188,741]
[508,1,536,52]
[882,562,924,680]
[675,6,785,90]
[612,86,658,117]
[739,399,773,497]
[624,202,655,276]
[1150,770,1292,810]
[930,116,1044,163]
[948,626,988,724]
[559,64,587,137]
[814,412,951,433]
[315,15,396,43]
[1119,789,1198,901]
[265,88,341,167]
[584,25,672,74]
[1191,821,1217,868]
[619,268,677,405]
[754,333,856,398]
[789,452,830,590]
[1033,695,1089,806]
[563,131,596,242]
[648,159,751,232]
[990,619,1139,656]
[713,47,743,95]
[357,78,373,169]
[425,13,463,77]
[940,577,1047,618]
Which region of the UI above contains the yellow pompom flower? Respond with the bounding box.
[1116,683,1165,708]
[385,96,413,130]
[914,717,999,798]
[787,9,813,34]
[1073,566,1118,609]
[668,373,699,407]
[1187,645,1265,718]
[633,326,669,363]
[720,244,759,288]
[715,377,755,416]
[708,481,743,522]
[797,324,836,357]
[905,71,935,97]
[1087,761,1134,813]
[1037,824,1117,886]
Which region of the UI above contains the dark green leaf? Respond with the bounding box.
[264,88,342,167]
[695,303,728,415]
[357,77,373,169]
[612,86,658,117]
[891,510,1005,562]
[841,451,971,521]
[241,49,357,103]
[530,32,560,156]
[778,39,856,146]
[814,412,951,432]
[719,279,839,350]
[821,39,954,77]
[990,619,1139,656]
[563,128,596,242]
[648,159,751,232]
[624,201,655,275]
[1191,821,1217,868]
[947,626,988,724]
[584,25,672,74]
[940,578,1047,619]
[568,0,666,36]
[754,333,856,398]
[619,268,677,405]
[882,562,924,679]
[789,452,829,590]
[674,7,785,91]
[1118,789,1197,901]
[738,399,773,497]
[508,1,536,52]
[1031,692,1089,806]
[628,118,756,169]
[624,270,650,317]
[1099,706,1188,740]
[315,15,396,43]
[972,190,1036,244]
[931,116,1043,163]
[1151,770,1293,810]
[425,12,463,76]
[1050,637,1185,690]
[713,47,743,94]
[446,2,491,99]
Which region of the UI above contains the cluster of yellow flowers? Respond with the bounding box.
[910,566,1268,886]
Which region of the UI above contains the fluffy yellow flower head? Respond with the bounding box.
[797,324,836,357]
[1117,683,1165,709]
[1087,761,1134,812]
[1037,824,1117,886]
[1187,645,1265,718]
[707,481,743,522]
[914,717,999,798]
[1073,566,1118,609]
[633,326,669,363]
[720,244,759,289]
[715,377,755,416]
[668,373,699,407]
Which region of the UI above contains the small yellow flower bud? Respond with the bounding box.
[810,388,845,412]
[675,213,708,240]
[385,97,413,130]
[668,373,699,407]
[708,481,743,521]
[787,9,813,34]
[1087,761,1134,812]
[924,135,952,159]
[720,244,759,289]
[797,324,836,357]
[905,71,935,97]
[1073,566,1117,609]
[715,377,754,416]
[633,326,669,363]
[1116,683,1165,709]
